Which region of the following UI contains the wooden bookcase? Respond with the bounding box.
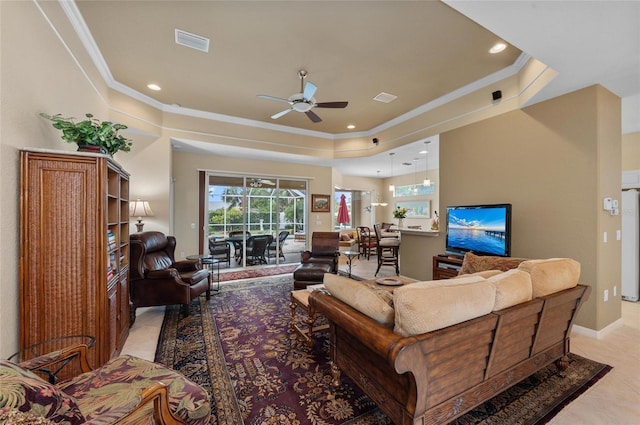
[432,255,463,280]
[20,150,130,369]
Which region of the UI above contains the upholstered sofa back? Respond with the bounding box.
[323,257,581,337]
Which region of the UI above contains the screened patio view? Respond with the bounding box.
[206,175,308,268]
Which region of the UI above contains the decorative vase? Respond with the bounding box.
[398,218,404,228]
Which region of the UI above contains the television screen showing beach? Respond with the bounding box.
[447,208,507,255]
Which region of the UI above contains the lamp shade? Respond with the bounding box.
[129,199,154,218]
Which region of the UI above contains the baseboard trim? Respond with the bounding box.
[572,317,625,339]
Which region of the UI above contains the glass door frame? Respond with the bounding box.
[199,172,308,268]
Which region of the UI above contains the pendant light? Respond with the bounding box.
[372,171,389,206]
[388,152,395,192]
[414,158,419,193]
[423,141,431,187]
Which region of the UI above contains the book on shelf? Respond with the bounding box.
[107,230,117,250]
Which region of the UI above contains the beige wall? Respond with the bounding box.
[171,151,334,256]
[622,132,640,171]
[0,1,625,357]
[438,85,621,330]
[0,1,112,357]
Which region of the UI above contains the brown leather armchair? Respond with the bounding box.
[130,231,211,317]
[300,232,340,271]
[293,232,340,289]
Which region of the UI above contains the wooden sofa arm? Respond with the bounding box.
[114,382,186,425]
[17,342,94,378]
[309,290,409,362]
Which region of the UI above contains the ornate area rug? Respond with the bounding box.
[218,264,297,282]
[155,276,612,425]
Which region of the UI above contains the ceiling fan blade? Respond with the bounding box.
[316,101,348,108]
[258,94,293,105]
[303,82,317,101]
[305,110,322,123]
[271,108,292,119]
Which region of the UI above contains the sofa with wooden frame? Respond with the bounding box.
[0,340,210,424]
[309,257,590,425]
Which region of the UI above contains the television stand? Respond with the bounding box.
[432,255,463,280]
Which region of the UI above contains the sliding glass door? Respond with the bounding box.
[204,174,307,268]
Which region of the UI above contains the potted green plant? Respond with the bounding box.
[40,112,133,155]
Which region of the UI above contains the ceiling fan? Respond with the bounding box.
[249,178,275,188]
[258,70,348,123]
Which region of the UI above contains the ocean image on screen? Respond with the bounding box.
[447,207,507,255]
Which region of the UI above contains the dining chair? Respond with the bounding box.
[245,234,272,265]
[373,224,400,276]
[268,230,289,261]
[357,226,377,260]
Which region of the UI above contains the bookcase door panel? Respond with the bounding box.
[20,151,129,369]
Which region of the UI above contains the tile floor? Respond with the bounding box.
[122,255,640,425]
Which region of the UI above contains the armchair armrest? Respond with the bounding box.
[16,341,94,383]
[147,268,181,279]
[172,259,199,272]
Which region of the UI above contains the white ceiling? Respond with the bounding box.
[68,1,639,178]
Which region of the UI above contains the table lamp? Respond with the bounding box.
[130,199,154,232]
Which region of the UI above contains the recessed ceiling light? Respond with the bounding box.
[489,42,507,54]
[147,83,161,91]
[347,124,355,129]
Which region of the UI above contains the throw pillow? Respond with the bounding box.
[323,273,394,327]
[393,277,495,336]
[0,361,85,424]
[518,258,580,297]
[487,269,533,310]
[459,252,527,275]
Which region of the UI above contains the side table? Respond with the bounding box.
[343,250,359,278]
[187,254,221,292]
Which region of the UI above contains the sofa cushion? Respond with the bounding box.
[0,410,56,424]
[57,355,211,425]
[393,277,495,336]
[487,269,533,310]
[459,252,527,275]
[323,273,395,327]
[0,360,85,424]
[518,258,580,297]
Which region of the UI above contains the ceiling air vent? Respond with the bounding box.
[175,29,210,53]
[373,92,398,103]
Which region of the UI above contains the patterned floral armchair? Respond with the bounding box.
[0,341,210,424]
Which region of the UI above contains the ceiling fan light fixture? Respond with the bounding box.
[259,70,348,123]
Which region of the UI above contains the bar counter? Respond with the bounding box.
[398,228,442,281]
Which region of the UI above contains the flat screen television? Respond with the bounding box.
[445,203,512,257]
